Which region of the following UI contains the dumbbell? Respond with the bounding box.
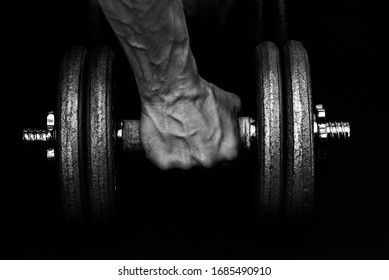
[22,41,350,226]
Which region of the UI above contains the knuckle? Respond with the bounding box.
[192,150,214,169]
[224,147,239,161]
[153,156,172,171]
[220,136,239,161]
[199,156,215,169]
[172,154,195,170]
[146,150,176,171]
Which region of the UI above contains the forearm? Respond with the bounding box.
[98,0,241,170]
[98,0,200,104]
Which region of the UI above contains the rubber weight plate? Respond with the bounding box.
[283,41,315,222]
[57,46,88,225]
[255,41,283,224]
[86,46,116,225]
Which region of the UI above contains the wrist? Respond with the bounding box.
[140,75,212,114]
[139,60,209,107]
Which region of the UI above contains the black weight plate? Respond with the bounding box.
[57,46,88,225]
[283,41,315,222]
[256,41,283,224]
[86,46,116,225]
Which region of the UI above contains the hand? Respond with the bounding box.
[140,77,241,170]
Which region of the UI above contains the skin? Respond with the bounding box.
[98,0,241,170]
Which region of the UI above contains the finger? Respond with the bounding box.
[224,91,241,116]
[231,93,242,115]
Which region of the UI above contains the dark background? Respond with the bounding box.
[0,0,387,259]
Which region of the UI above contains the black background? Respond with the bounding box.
[0,0,387,259]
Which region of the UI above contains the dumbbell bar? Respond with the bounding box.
[22,42,350,226]
[23,107,348,156]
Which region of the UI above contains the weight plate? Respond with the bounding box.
[86,46,116,225]
[255,41,283,224]
[283,41,315,222]
[57,46,88,225]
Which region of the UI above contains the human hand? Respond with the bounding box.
[140,77,241,170]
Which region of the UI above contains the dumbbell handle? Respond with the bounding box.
[119,117,257,153]
[22,104,351,158]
